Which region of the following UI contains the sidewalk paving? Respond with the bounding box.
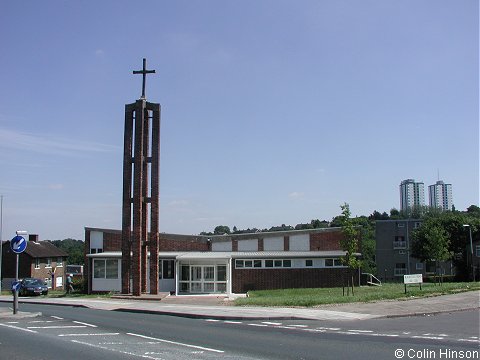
[0,290,478,321]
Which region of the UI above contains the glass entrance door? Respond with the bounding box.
[179,264,228,294]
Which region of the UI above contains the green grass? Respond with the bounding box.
[234,282,480,307]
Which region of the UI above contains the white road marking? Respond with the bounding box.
[412,335,445,340]
[51,316,64,320]
[205,319,220,322]
[58,333,120,337]
[6,321,19,324]
[27,325,88,329]
[73,321,97,328]
[126,332,225,353]
[247,323,268,327]
[0,323,38,333]
[261,322,282,325]
[224,321,242,324]
[28,320,57,323]
[348,330,374,333]
[71,340,162,360]
[458,338,480,343]
[289,324,308,328]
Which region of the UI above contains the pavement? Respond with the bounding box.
[0,290,478,321]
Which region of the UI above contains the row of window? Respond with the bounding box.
[34,257,63,269]
[234,258,344,269]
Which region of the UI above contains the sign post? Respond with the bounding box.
[11,231,27,315]
[403,273,423,294]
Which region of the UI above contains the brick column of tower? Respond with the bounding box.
[121,59,160,296]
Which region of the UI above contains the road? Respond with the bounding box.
[0,303,478,360]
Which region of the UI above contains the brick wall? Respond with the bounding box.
[310,231,344,251]
[232,267,356,293]
[103,232,122,251]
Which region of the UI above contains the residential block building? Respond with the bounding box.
[428,180,453,211]
[399,179,425,211]
[375,220,453,282]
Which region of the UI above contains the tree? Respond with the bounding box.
[214,225,231,235]
[338,203,362,295]
[47,238,85,265]
[411,217,452,282]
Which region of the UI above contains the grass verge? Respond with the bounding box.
[234,282,480,307]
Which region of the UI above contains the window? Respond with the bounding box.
[93,259,105,278]
[160,260,175,279]
[476,245,480,258]
[265,260,273,268]
[106,260,118,279]
[46,258,52,268]
[253,260,262,268]
[235,260,244,268]
[325,258,342,267]
[393,236,406,249]
[414,222,422,229]
[57,257,63,267]
[274,260,282,267]
[305,259,313,267]
[235,259,263,268]
[283,260,291,268]
[394,263,407,276]
[93,259,119,279]
[416,263,423,270]
[397,223,405,228]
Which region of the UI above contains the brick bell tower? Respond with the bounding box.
[122,58,160,295]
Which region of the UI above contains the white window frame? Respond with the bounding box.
[56,257,63,267]
[35,258,40,269]
[476,245,480,258]
[46,258,52,268]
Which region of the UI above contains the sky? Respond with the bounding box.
[0,1,478,241]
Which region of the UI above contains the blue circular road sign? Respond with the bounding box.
[10,235,27,254]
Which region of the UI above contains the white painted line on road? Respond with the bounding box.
[126,332,225,354]
[28,320,57,323]
[368,333,399,337]
[0,323,38,333]
[71,340,160,360]
[51,316,63,320]
[316,327,341,331]
[412,335,445,340]
[289,324,308,328]
[59,333,120,337]
[224,321,242,324]
[6,321,19,324]
[261,322,282,325]
[247,323,268,327]
[205,319,220,322]
[458,338,480,343]
[73,321,97,328]
[348,330,374,333]
[28,325,88,329]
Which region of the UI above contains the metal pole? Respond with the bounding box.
[468,226,475,282]
[13,253,19,315]
[0,195,3,293]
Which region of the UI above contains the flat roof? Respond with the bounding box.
[87,251,354,259]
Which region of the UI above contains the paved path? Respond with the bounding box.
[0,290,478,321]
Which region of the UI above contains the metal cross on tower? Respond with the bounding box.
[133,58,156,99]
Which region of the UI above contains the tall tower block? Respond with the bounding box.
[122,59,160,295]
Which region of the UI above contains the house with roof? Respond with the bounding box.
[1,234,68,290]
[85,226,361,295]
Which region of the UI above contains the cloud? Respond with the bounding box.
[288,191,305,200]
[48,184,64,190]
[0,128,119,156]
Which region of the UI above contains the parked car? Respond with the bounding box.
[19,278,48,296]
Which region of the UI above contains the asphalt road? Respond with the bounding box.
[0,303,478,360]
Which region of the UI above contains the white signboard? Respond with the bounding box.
[404,274,423,284]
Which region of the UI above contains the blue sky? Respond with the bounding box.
[0,1,478,240]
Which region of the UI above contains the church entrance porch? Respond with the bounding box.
[177,261,229,295]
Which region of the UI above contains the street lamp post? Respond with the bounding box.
[463,224,474,282]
